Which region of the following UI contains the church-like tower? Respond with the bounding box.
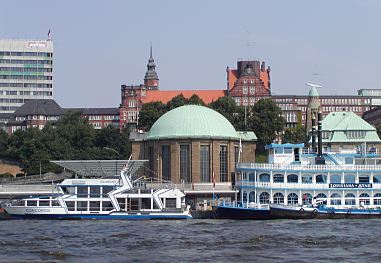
[144,45,159,90]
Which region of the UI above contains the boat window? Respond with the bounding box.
[315,193,327,205]
[359,193,370,205]
[273,192,284,204]
[374,193,381,205]
[77,201,88,211]
[153,200,160,209]
[345,193,356,206]
[249,192,256,203]
[51,200,60,207]
[242,191,247,203]
[273,174,284,183]
[330,193,341,205]
[302,175,312,184]
[316,174,327,184]
[302,193,313,205]
[345,157,353,164]
[284,148,293,154]
[359,175,369,183]
[274,148,283,154]
[373,175,381,184]
[39,200,49,207]
[259,192,270,204]
[27,200,37,206]
[248,173,256,182]
[330,175,341,184]
[89,186,101,197]
[128,199,139,211]
[102,186,114,196]
[344,175,356,183]
[77,186,88,197]
[259,173,270,182]
[141,198,152,209]
[287,174,298,183]
[241,172,247,181]
[61,186,75,195]
[287,193,298,204]
[165,198,177,208]
[89,201,100,211]
[102,201,114,211]
[65,201,75,211]
[117,198,126,211]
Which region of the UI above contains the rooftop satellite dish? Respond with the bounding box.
[305,83,322,88]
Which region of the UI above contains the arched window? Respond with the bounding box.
[330,174,341,184]
[373,175,381,184]
[344,175,356,183]
[359,175,370,183]
[259,173,270,183]
[345,193,356,206]
[302,175,313,184]
[316,174,327,184]
[249,173,256,182]
[287,174,298,183]
[287,193,298,204]
[273,192,284,204]
[330,193,342,205]
[374,193,381,205]
[359,193,370,205]
[273,174,284,183]
[302,193,313,205]
[249,191,256,203]
[259,192,270,204]
[316,193,327,205]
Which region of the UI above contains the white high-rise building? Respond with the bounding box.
[0,39,53,113]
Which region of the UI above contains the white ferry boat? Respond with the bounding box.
[4,161,192,220]
[236,142,381,219]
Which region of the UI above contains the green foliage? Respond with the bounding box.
[249,98,285,146]
[3,111,131,175]
[139,94,206,131]
[209,96,246,130]
[282,125,308,144]
[139,101,167,131]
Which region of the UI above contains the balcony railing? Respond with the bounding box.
[237,163,381,172]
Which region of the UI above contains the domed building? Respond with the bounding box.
[130,105,257,186]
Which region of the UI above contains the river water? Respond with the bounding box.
[0,219,380,263]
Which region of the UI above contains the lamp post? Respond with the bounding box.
[103,147,120,176]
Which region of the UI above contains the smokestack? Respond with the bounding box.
[315,111,325,164]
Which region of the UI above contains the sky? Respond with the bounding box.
[1,0,381,107]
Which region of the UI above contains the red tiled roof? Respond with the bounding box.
[143,90,226,104]
[260,71,270,90]
[227,69,238,90]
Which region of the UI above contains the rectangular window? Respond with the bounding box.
[148,146,154,177]
[162,145,171,181]
[102,201,114,211]
[200,145,210,182]
[76,201,88,211]
[89,201,100,211]
[65,201,75,211]
[89,186,101,197]
[180,145,191,183]
[220,145,228,182]
[38,200,50,207]
[77,186,88,197]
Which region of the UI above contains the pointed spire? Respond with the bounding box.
[150,41,153,59]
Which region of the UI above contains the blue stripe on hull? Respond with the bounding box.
[9,214,192,220]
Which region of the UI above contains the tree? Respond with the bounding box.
[282,125,308,144]
[209,96,245,130]
[139,101,167,131]
[166,94,187,110]
[187,94,205,106]
[249,98,285,146]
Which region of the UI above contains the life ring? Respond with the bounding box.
[313,209,318,215]
[299,208,304,213]
[347,210,351,215]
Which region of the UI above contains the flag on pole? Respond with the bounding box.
[47,29,51,40]
[238,138,242,164]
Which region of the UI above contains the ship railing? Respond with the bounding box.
[218,199,269,209]
[237,181,381,190]
[237,163,381,172]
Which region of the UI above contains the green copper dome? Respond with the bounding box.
[309,86,320,97]
[147,105,239,140]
